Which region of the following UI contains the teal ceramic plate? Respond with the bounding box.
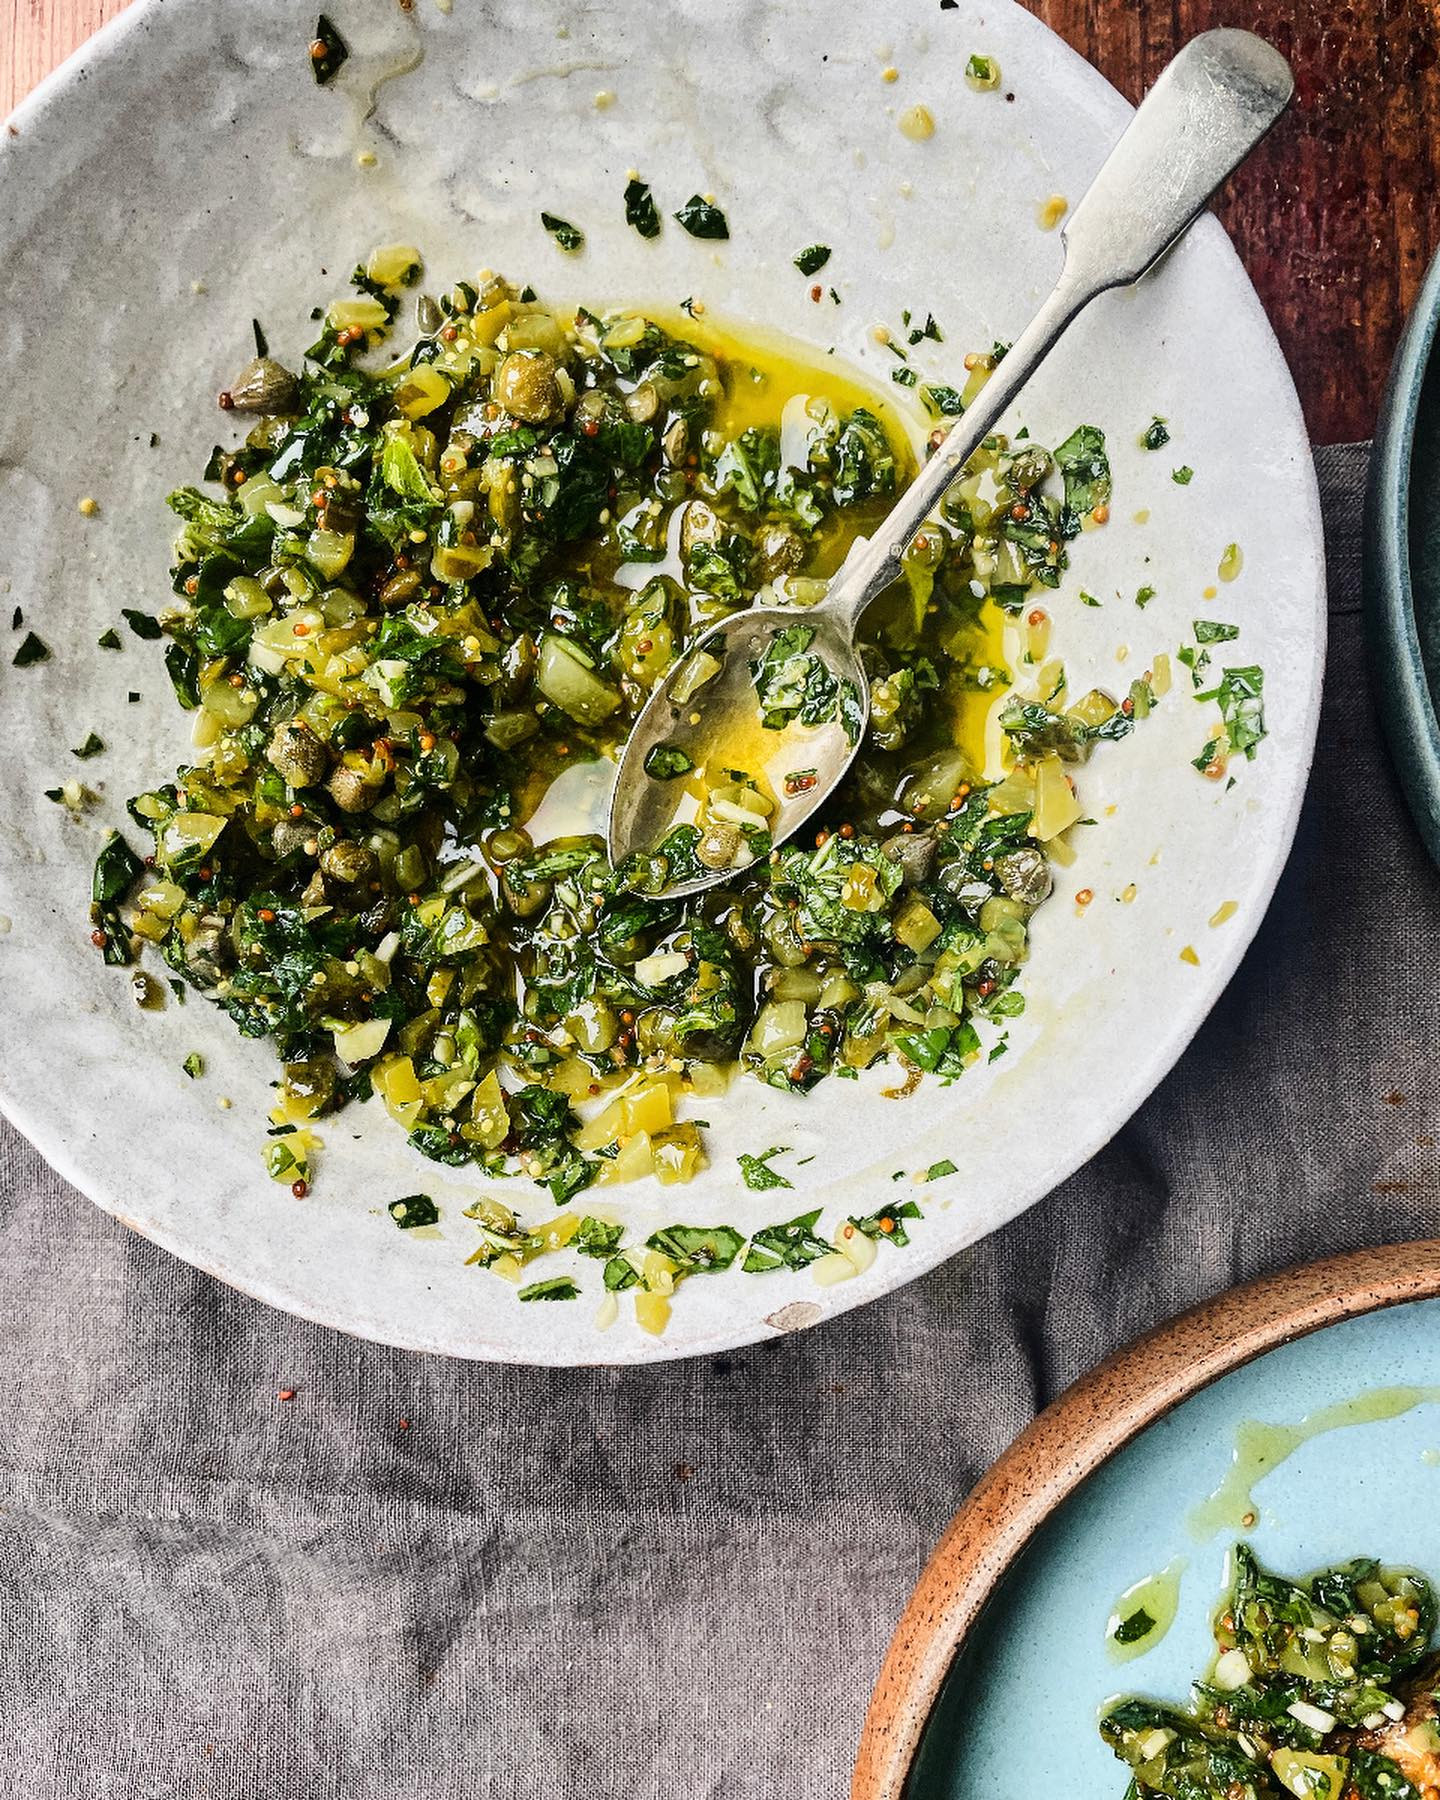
[1366,245,1440,864]
[911,1299,1440,1798]
[854,1247,1440,1800]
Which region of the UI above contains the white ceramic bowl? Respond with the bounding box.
[0,0,1323,1363]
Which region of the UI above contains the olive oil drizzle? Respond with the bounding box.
[1188,1385,1440,1541]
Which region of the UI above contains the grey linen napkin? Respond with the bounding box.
[0,443,1423,1799]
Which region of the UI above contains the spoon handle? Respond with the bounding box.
[821,28,1294,634]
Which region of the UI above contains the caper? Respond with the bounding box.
[564,998,619,1055]
[485,826,533,866]
[662,416,689,465]
[378,569,423,608]
[695,823,742,871]
[227,356,300,415]
[326,764,378,814]
[493,350,560,423]
[762,906,810,968]
[266,719,328,787]
[625,382,660,424]
[881,829,938,887]
[500,864,552,919]
[416,293,442,334]
[679,500,723,557]
[994,847,1052,907]
[319,840,375,884]
[756,524,805,581]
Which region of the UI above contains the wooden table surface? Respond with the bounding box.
[5,0,1438,444]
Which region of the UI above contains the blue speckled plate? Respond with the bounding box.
[853,1247,1440,1800]
[910,1298,1440,1798]
[1366,245,1440,866]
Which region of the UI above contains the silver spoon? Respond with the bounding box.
[606,29,1293,896]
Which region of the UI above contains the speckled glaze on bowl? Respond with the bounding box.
[0,0,1324,1363]
[853,1243,1440,1800]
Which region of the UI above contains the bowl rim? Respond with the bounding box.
[850,1240,1440,1800]
[1364,244,1440,867]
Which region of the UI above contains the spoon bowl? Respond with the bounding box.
[606,603,871,896]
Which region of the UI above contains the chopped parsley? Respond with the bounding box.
[1216,665,1266,759]
[921,384,965,418]
[573,1216,624,1258]
[923,1159,957,1181]
[850,1200,922,1246]
[12,632,49,667]
[1172,465,1194,485]
[540,213,585,253]
[71,732,105,759]
[742,1209,832,1272]
[518,1276,580,1301]
[1140,417,1170,450]
[1193,620,1239,644]
[965,53,1001,88]
[643,743,695,780]
[623,177,661,239]
[794,244,832,276]
[1112,1607,1156,1645]
[121,608,162,640]
[309,14,348,85]
[674,195,729,240]
[737,1146,794,1191]
[97,628,122,650]
[1054,424,1111,527]
[182,1052,204,1079]
[389,1193,440,1230]
[1135,585,1156,609]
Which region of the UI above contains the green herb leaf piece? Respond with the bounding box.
[97,628,122,650]
[921,384,965,418]
[389,1193,440,1230]
[1053,424,1111,529]
[182,1053,204,1080]
[623,177,662,239]
[1140,417,1170,450]
[1172,465,1194,485]
[540,212,585,252]
[742,1209,832,1273]
[12,632,49,667]
[643,743,695,780]
[1193,620,1239,644]
[644,1223,743,1272]
[1112,1607,1156,1645]
[738,1147,794,1191]
[573,1217,624,1258]
[1217,665,1266,760]
[121,609,162,640]
[72,732,105,759]
[674,194,729,240]
[794,244,832,276]
[849,1199,923,1247]
[518,1277,580,1302]
[310,14,348,85]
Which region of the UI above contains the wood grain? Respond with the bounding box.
[5,0,1440,442]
